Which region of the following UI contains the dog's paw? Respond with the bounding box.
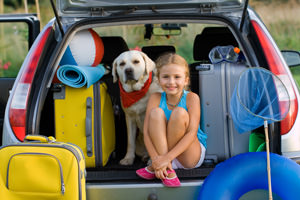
[141,154,150,163]
[146,159,152,166]
[119,157,135,165]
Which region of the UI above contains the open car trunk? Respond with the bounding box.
[56,0,247,17]
[35,14,268,182]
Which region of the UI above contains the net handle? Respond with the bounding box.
[264,120,273,200]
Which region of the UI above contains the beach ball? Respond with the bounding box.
[60,29,104,66]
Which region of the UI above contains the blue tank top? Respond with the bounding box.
[159,90,207,148]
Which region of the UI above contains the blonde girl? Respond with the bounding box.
[136,53,207,187]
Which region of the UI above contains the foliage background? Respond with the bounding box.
[0,0,299,82]
[251,0,300,85]
[2,0,299,50]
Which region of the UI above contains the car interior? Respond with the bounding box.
[38,22,261,181]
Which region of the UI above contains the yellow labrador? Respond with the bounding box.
[112,50,161,165]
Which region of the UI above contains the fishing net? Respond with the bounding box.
[230,67,290,134]
[230,67,291,200]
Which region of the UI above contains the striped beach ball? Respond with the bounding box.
[60,29,104,66]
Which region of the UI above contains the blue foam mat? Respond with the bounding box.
[57,64,106,88]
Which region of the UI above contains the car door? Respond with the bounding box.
[0,14,40,144]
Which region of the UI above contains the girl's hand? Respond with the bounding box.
[154,162,173,179]
[152,155,173,179]
[155,168,167,180]
[152,155,171,171]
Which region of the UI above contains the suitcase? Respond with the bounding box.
[192,62,250,163]
[0,135,86,200]
[53,81,115,168]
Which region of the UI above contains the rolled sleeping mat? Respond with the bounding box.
[57,64,106,88]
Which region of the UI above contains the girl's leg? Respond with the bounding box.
[167,107,201,169]
[147,107,168,171]
[144,108,181,187]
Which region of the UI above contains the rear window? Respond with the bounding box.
[94,23,227,63]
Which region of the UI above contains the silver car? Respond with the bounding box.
[2,0,300,199]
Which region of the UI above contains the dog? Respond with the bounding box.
[112,50,161,165]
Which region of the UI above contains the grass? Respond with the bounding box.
[251,0,300,50]
[250,0,300,85]
[290,66,300,90]
[251,0,300,87]
[0,22,29,77]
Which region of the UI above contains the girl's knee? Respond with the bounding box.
[149,107,165,121]
[169,107,189,122]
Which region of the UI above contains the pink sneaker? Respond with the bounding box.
[136,167,156,180]
[162,170,181,187]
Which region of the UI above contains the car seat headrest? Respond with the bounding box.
[101,36,129,65]
[193,27,238,61]
[142,45,176,61]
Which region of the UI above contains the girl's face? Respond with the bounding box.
[158,63,189,96]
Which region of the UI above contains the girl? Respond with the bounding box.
[136,53,207,187]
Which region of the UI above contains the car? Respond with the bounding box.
[2,0,300,199]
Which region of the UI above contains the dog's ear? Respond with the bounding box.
[140,51,155,75]
[112,59,118,83]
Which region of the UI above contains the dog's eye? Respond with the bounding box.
[133,60,140,64]
[120,61,126,66]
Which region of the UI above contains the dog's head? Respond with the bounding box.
[112,50,155,84]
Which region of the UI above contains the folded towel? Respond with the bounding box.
[57,64,106,88]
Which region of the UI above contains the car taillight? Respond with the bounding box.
[9,27,52,141]
[251,20,298,135]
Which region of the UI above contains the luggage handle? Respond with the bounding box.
[86,97,93,157]
[24,135,56,143]
[195,64,212,71]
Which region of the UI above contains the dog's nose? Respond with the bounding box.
[125,68,135,81]
[125,68,133,76]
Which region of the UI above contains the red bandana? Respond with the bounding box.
[119,72,153,108]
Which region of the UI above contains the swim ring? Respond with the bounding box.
[198,152,300,200]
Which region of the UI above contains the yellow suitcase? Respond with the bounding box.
[0,135,86,200]
[54,81,115,167]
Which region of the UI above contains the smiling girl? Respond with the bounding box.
[136,53,207,187]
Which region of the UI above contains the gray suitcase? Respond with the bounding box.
[196,62,250,163]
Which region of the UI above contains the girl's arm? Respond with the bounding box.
[160,92,201,163]
[143,93,161,161]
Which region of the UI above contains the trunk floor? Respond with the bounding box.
[86,156,214,181]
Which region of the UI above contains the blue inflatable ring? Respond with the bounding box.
[198,152,300,200]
